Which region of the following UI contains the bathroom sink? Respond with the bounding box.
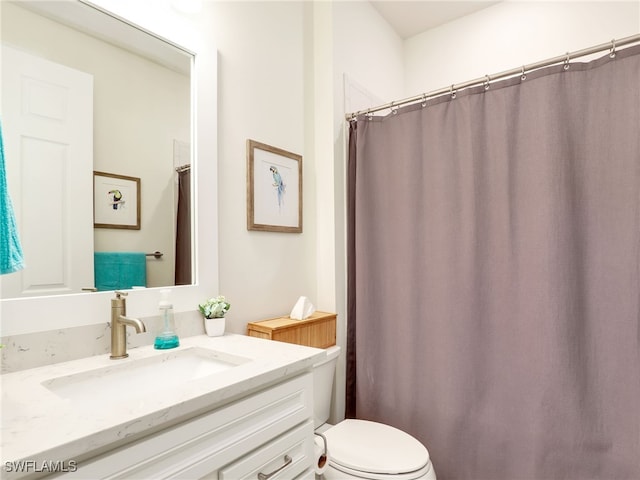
[42,347,251,404]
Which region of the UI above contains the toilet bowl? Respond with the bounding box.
[313,346,436,480]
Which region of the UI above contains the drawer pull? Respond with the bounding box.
[257,455,292,480]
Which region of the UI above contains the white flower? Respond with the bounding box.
[198,295,231,319]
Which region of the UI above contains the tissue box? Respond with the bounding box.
[246,311,336,348]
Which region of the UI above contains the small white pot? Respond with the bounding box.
[204,317,225,337]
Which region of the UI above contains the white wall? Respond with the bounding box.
[206,1,316,333]
[334,1,405,109]
[404,1,640,96]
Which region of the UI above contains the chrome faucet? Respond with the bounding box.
[110,291,146,359]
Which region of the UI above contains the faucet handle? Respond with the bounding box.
[114,291,128,299]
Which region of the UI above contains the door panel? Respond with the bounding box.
[1,45,94,298]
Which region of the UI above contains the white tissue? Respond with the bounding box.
[314,436,330,475]
[290,296,315,320]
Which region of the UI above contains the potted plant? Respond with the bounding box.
[198,295,230,336]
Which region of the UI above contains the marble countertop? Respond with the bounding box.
[1,334,325,470]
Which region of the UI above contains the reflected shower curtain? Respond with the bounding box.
[347,46,640,479]
[175,167,191,285]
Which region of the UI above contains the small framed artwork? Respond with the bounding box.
[93,171,141,229]
[247,139,302,233]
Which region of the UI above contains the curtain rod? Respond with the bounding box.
[346,34,640,120]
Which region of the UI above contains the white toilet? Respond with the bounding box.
[313,346,436,480]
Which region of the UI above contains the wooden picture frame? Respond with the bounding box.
[247,139,302,233]
[93,171,141,229]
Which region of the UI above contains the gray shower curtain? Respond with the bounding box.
[347,45,640,479]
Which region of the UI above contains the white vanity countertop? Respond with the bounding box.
[0,334,325,467]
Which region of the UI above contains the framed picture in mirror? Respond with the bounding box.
[247,140,302,233]
[94,171,141,229]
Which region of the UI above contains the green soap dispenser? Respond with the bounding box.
[154,289,180,349]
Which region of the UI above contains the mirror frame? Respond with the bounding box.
[0,0,218,337]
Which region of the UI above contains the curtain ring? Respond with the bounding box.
[609,38,616,58]
[563,52,570,70]
[390,101,398,115]
[366,110,373,121]
[421,94,427,107]
[450,84,457,99]
[521,65,527,81]
[484,74,491,90]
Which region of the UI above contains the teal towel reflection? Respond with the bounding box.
[0,119,25,275]
[94,252,146,291]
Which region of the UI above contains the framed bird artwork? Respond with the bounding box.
[246,139,302,233]
[94,171,141,229]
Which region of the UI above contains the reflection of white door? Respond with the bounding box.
[1,45,94,298]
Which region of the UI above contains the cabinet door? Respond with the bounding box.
[53,373,313,479]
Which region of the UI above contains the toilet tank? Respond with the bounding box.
[313,345,341,428]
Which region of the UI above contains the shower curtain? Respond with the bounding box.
[347,46,640,479]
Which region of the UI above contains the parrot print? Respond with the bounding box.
[270,166,285,210]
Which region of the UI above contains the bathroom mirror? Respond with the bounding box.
[1,0,218,338]
[1,0,193,299]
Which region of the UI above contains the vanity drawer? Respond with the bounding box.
[219,420,314,480]
[56,373,313,479]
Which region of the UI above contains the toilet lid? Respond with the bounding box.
[324,420,430,475]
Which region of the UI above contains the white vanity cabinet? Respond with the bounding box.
[53,373,315,479]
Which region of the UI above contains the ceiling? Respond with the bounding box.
[370,1,501,39]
